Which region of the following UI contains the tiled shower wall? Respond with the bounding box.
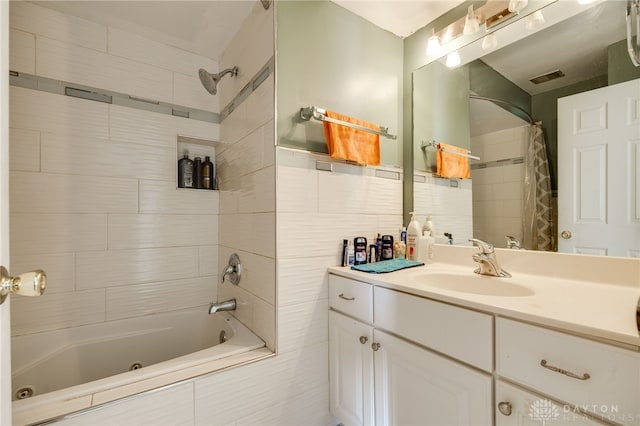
[215,1,276,351]
[8,2,220,336]
[470,125,527,248]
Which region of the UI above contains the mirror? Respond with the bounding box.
[412,0,640,255]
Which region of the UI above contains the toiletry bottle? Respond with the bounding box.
[423,214,434,237]
[406,212,421,261]
[178,152,193,188]
[368,244,377,264]
[193,157,203,189]
[202,156,214,190]
[400,227,407,245]
[341,239,349,267]
[347,242,355,266]
[381,235,394,260]
[444,232,453,245]
[375,234,382,262]
[354,237,368,265]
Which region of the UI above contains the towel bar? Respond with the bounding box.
[421,139,480,161]
[299,106,397,140]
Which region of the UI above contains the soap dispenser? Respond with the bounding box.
[406,212,421,261]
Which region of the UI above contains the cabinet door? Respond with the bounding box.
[496,380,607,425]
[329,311,374,426]
[373,330,492,426]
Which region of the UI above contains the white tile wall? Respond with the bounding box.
[9,2,221,342]
[10,1,108,51]
[9,128,40,172]
[54,382,194,426]
[413,172,473,245]
[106,277,215,321]
[470,125,527,247]
[9,29,35,73]
[11,289,106,336]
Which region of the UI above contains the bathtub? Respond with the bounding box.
[11,308,270,425]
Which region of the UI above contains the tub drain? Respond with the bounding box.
[15,386,34,400]
[219,330,228,343]
[129,362,143,371]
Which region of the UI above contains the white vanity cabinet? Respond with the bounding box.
[495,380,607,425]
[329,274,493,426]
[497,318,640,426]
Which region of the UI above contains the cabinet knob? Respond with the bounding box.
[498,401,512,416]
[371,342,381,351]
[359,336,368,344]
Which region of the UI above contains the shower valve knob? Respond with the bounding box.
[0,266,47,305]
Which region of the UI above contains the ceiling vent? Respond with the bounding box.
[529,70,566,85]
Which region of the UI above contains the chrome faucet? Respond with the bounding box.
[505,235,523,250]
[469,238,511,278]
[208,298,236,314]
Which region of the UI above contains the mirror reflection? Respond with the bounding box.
[412,0,640,256]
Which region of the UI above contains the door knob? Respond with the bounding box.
[560,230,572,239]
[0,266,47,305]
[498,401,512,416]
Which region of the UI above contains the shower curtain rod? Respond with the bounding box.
[469,94,536,125]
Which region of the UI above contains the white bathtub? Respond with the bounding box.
[11,308,269,425]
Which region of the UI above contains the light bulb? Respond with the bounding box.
[508,0,528,13]
[525,10,545,30]
[481,33,498,51]
[426,30,442,57]
[463,5,480,35]
[446,51,461,68]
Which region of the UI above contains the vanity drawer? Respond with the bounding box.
[374,286,493,371]
[496,318,640,426]
[329,275,373,323]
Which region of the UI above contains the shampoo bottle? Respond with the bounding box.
[202,156,214,189]
[406,212,421,261]
[193,157,203,189]
[178,152,193,188]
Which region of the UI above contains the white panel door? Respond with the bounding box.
[1,1,12,424]
[373,330,492,426]
[329,311,374,426]
[558,78,640,257]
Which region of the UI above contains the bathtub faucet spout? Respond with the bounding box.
[208,298,236,315]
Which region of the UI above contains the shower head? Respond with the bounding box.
[198,66,239,95]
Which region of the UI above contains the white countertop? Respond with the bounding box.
[328,245,640,348]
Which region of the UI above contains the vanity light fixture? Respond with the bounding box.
[446,51,462,68]
[508,0,528,13]
[525,10,545,30]
[463,4,480,35]
[426,28,442,57]
[482,33,498,50]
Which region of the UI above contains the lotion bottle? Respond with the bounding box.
[406,212,421,261]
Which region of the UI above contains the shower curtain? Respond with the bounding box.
[522,123,554,251]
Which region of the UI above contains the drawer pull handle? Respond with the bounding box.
[498,401,512,416]
[359,336,368,344]
[540,359,591,381]
[338,293,355,301]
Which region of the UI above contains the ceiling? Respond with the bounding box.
[34,0,464,61]
[332,1,465,38]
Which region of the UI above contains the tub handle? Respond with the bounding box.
[222,253,242,285]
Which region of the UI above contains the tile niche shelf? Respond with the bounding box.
[176,135,220,191]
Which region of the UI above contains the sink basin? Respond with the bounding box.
[411,272,535,297]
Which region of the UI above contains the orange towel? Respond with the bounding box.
[323,110,380,165]
[436,142,471,179]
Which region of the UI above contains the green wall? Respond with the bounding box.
[608,39,640,85]
[275,1,404,166]
[413,61,469,172]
